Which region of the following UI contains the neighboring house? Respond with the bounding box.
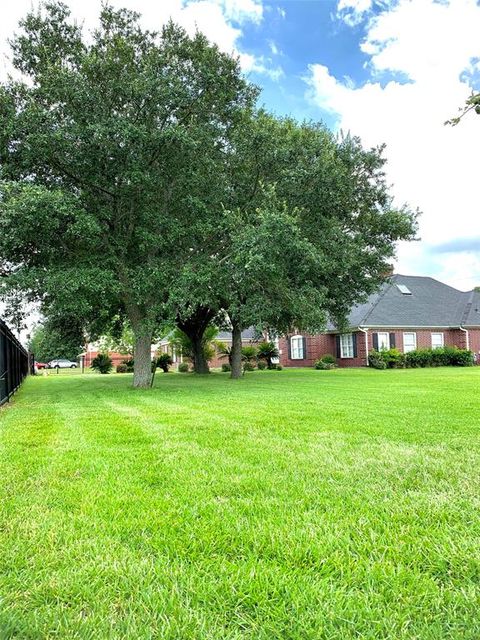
[278,275,480,368]
[81,342,158,368]
[158,327,263,368]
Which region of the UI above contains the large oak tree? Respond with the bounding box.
[0,2,255,387]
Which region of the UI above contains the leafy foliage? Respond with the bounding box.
[178,362,189,373]
[257,341,280,369]
[369,347,473,369]
[90,353,113,374]
[405,347,473,368]
[241,345,258,364]
[157,353,173,373]
[446,92,480,126]
[170,326,218,370]
[28,318,84,362]
[314,355,337,370]
[0,3,255,387]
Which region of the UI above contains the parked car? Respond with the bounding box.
[35,361,48,370]
[47,359,78,369]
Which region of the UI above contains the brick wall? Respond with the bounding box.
[278,327,480,369]
[279,334,335,368]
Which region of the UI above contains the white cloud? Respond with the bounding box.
[307,0,480,290]
[239,52,284,80]
[269,40,280,55]
[0,0,270,78]
[220,0,263,23]
[337,0,373,26]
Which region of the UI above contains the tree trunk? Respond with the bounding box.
[177,306,215,374]
[230,322,243,379]
[191,334,210,374]
[133,331,153,388]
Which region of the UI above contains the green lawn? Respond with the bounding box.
[1,368,480,639]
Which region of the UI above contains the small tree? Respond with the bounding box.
[257,342,279,369]
[157,353,173,373]
[241,345,257,366]
[216,341,233,367]
[91,353,113,374]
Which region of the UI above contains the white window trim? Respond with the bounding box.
[290,335,304,360]
[431,332,444,349]
[272,337,280,364]
[403,332,417,353]
[377,332,390,351]
[340,333,354,359]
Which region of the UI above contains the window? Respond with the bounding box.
[272,337,280,364]
[431,333,444,349]
[396,284,412,295]
[403,332,417,353]
[340,333,354,358]
[290,336,304,359]
[377,332,390,350]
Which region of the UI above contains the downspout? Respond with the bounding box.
[459,326,469,351]
[358,327,369,367]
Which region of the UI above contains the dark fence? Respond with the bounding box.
[0,319,29,406]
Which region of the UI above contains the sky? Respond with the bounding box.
[1,0,480,292]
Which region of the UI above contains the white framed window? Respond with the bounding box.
[290,336,304,359]
[403,332,417,353]
[340,333,354,358]
[431,332,444,349]
[377,332,390,350]
[272,337,280,364]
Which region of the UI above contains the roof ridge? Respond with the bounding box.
[396,274,465,294]
[358,279,393,327]
[460,290,475,325]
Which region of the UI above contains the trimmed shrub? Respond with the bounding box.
[275,364,283,371]
[116,363,128,373]
[448,348,474,366]
[178,362,189,373]
[314,354,337,370]
[91,353,113,374]
[221,363,231,372]
[157,353,173,373]
[243,362,255,372]
[314,359,336,370]
[257,360,267,370]
[368,350,387,369]
[383,348,406,369]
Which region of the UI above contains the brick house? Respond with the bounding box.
[278,275,480,368]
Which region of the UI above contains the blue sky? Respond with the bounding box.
[1,0,480,291]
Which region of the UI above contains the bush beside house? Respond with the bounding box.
[369,347,473,369]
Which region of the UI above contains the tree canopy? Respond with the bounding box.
[0,2,256,386]
[1,2,418,384]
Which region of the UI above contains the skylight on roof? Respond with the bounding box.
[397,284,412,295]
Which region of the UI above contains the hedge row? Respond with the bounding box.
[369,347,473,369]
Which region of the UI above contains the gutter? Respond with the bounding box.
[459,326,469,351]
[358,327,369,367]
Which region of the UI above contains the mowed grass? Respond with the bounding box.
[1,368,480,639]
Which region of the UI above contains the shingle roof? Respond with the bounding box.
[329,275,480,330]
[216,327,259,341]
